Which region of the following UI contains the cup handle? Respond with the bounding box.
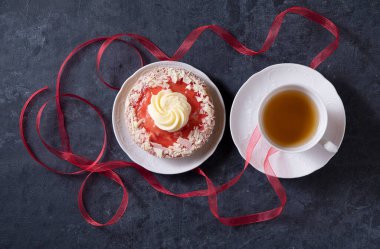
[320,140,338,153]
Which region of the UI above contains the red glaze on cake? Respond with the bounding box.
[125,67,215,158]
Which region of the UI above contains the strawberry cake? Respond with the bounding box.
[125,67,215,158]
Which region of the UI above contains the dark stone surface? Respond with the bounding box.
[1,0,379,248]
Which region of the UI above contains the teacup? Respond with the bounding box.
[258,85,338,153]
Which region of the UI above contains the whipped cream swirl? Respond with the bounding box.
[147,89,191,132]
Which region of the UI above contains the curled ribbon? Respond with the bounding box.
[19,6,339,226]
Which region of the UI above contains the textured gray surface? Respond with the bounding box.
[1,0,380,248]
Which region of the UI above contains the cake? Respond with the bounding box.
[125,67,215,158]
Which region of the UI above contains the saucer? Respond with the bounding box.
[112,61,226,175]
[230,63,346,178]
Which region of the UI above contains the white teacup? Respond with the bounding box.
[258,85,338,153]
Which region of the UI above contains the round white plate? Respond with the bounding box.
[230,63,346,178]
[112,61,226,175]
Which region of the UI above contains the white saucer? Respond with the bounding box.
[112,61,226,175]
[230,63,346,178]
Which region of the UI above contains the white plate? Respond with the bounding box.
[230,63,346,178]
[112,61,226,175]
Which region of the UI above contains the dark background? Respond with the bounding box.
[1,0,379,248]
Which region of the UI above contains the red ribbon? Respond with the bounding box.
[19,6,339,226]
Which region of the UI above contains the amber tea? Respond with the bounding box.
[262,89,319,148]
